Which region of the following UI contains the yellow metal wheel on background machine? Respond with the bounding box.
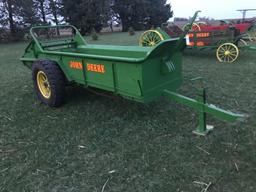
[139,30,164,47]
[216,43,239,63]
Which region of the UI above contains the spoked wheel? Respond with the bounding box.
[216,43,239,63]
[139,30,164,46]
[183,23,201,31]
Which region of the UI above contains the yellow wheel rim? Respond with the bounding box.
[139,30,164,46]
[37,71,51,99]
[216,43,239,63]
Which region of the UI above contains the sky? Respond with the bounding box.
[167,0,256,20]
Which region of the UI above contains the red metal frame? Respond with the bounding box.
[199,23,251,33]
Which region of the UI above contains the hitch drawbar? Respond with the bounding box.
[163,89,245,136]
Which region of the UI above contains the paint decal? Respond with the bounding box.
[87,63,105,73]
[70,61,83,70]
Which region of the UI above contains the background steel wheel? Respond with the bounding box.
[32,60,66,107]
[139,30,164,46]
[216,43,239,63]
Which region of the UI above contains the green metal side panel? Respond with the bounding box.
[85,59,115,91]
[21,40,184,103]
[114,62,143,100]
[62,57,84,84]
[141,52,182,102]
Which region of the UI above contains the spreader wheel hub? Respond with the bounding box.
[37,70,51,99]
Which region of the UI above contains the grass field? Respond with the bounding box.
[0,32,256,192]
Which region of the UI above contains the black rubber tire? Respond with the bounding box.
[32,60,66,107]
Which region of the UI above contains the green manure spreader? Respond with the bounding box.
[20,12,245,136]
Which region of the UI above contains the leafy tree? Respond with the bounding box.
[0,0,173,41]
[61,0,109,34]
[17,0,41,27]
[1,0,41,28]
[0,0,17,34]
[35,0,48,24]
[112,0,173,31]
[33,0,62,25]
[48,0,62,25]
[0,0,42,41]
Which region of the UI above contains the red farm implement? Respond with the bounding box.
[140,11,256,63]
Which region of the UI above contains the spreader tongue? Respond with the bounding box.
[163,88,246,136]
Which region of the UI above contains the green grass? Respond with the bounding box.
[0,32,256,192]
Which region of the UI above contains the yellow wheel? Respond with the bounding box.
[216,43,239,63]
[183,23,201,31]
[32,60,66,107]
[139,30,164,46]
[37,71,51,99]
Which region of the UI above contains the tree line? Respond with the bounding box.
[0,0,172,41]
